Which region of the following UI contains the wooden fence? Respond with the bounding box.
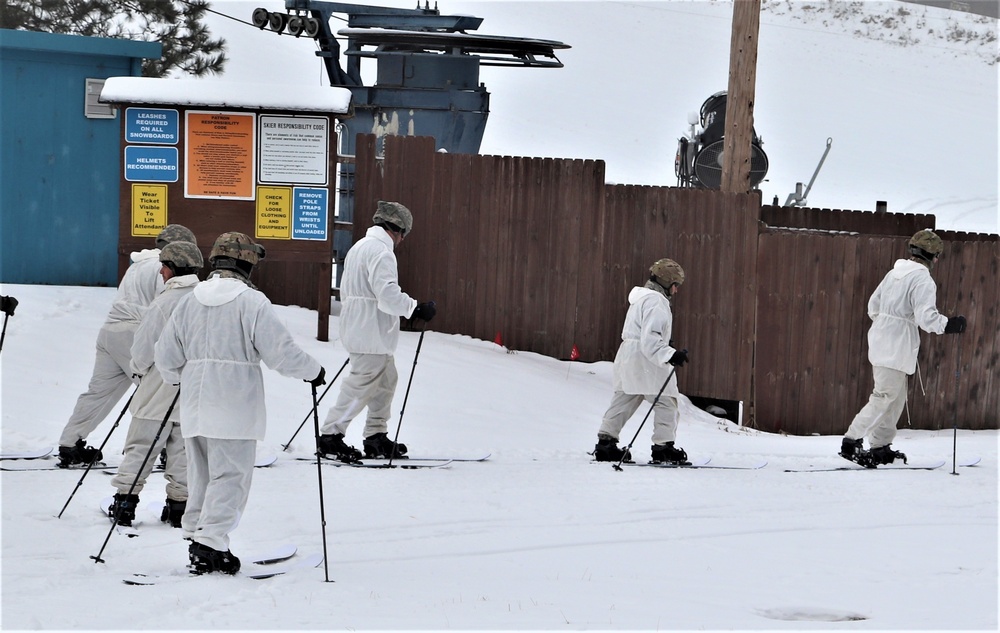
[352,134,998,434]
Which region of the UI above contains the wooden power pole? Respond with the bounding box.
[720,0,762,193]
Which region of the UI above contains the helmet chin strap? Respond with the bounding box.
[908,246,937,267]
[212,257,253,279]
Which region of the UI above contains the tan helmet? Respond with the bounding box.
[159,240,204,269]
[909,229,943,260]
[209,232,265,267]
[650,258,685,288]
[372,201,413,236]
[155,224,197,249]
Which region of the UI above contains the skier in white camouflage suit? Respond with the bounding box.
[593,258,691,465]
[840,229,967,467]
[57,224,197,468]
[155,232,325,575]
[317,201,437,462]
[107,241,202,528]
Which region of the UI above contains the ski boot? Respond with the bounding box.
[868,444,907,466]
[363,432,407,459]
[839,437,875,468]
[592,435,632,463]
[188,541,241,575]
[108,493,140,527]
[160,498,186,528]
[57,439,103,468]
[650,441,689,465]
[317,433,362,463]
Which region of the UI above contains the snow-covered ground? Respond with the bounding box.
[1,283,996,629]
[194,0,999,234]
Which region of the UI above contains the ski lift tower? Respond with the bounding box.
[251,1,569,277]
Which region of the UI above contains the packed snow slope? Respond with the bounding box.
[195,0,998,234]
[0,283,996,630]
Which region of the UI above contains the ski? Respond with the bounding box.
[99,496,142,538]
[393,452,490,462]
[123,548,316,585]
[2,458,106,472]
[254,453,278,467]
[297,455,451,469]
[596,456,708,468]
[635,458,768,470]
[0,447,54,460]
[100,454,278,475]
[785,459,947,473]
[298,455,453,469]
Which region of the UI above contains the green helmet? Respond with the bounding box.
[155,224,197,249]
[650,258,685,288]
[159,240,203,269]
[909,229,943,259]
[209,232,265,267]
[372,201,413,236]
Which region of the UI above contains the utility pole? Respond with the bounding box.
[721,0,762,193]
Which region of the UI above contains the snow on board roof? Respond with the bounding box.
[100,76,351,113]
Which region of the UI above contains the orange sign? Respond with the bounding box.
[185,111,255,199]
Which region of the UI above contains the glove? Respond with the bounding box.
[307,367,326,387]
[944,315,967,334]
[412,301,437,322]
[1,296,18,316]
[668,348,689,367]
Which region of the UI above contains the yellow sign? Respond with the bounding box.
[131,184,168,237]
[256,186,292,239]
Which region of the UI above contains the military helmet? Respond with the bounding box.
[209,232,265,266]
[372,201,413,236]
[155,224,197,249]
[650,258,685,288]
[159,240,203,269]
[909,229,943,258]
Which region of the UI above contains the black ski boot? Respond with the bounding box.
[839,437,875,468]
[108,493,139,527]
[650,441,689,465]
[869,444,907,466]
[57,439,102,468]
[188,541,241,575]
[592,435,632,463]
[317,433,362,462]
[160,498,186,528]
[363,432,407,459]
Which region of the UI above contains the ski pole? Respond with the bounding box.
[0,295,16,354]
[310,383,333,583]
[0,312,9,355]
[282,357,349,451]
[951,331,962,476]
[614,366,678,472]
[387,325,426,468]
[92,388,179,564]
[57,384,139,518]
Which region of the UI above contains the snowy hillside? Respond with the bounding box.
[192,0,998,234]
[0,283,996,629]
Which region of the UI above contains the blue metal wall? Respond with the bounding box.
[0,30,160,285]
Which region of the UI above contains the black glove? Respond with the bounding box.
[307,367,326,387]
[944,315,967,334]
[668,348,689,367]
[1,296,18,316]
[412,301,437,322]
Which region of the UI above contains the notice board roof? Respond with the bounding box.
[101,77,352,114]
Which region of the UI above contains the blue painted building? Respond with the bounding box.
[0,30,160,285]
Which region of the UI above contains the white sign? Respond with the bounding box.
[258,115,329,185]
